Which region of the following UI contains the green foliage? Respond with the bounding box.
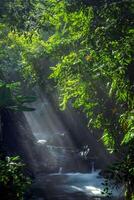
[38,1,134,198]
[101,179,112,198]
[101,129,115,153]
[40,0,133,149]
[105,150,134,199]
[46,0,134,151]
[120,110,134,145]
[0,23,40,84]
[0,82,36,111]
[0,0,36,31]
[0,155,31,200]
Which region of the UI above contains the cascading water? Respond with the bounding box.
[21,88,123,199]
[30,169,123,200]
[91,161,95,173]
[58,167,63,174]
[24,90,76,173]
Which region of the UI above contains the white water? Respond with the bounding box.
[22,89,123,199]
[24,92,77,171]
[58,167,63,174]
[91,161,95,173]
[48,170,123,198]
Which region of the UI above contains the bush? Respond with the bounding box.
[0,155,31,200]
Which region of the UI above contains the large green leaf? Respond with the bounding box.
[0,83,36,111]
[0,85,15,107]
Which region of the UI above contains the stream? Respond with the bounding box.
[27,170,123,200]
[23,92,124,200]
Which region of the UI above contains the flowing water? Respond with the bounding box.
[91,161,95,173]
[22,90,124,200]
[27,170,123,200]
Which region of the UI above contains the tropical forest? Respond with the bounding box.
[0,0,134,200]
